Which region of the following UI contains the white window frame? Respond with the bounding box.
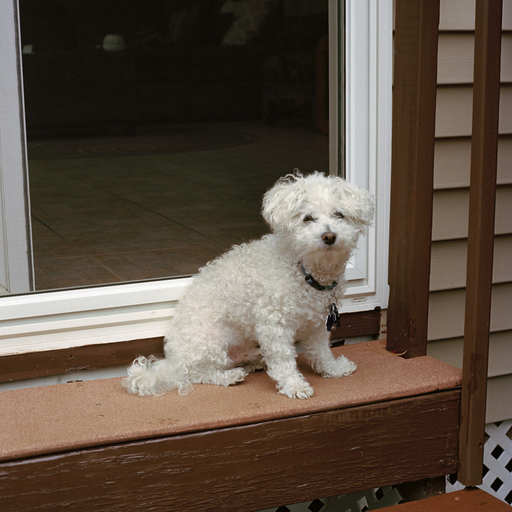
[339,0,392,311]
[0,0,33,295]
[0,0,392,358]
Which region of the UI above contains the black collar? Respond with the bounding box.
[300,265,337,291]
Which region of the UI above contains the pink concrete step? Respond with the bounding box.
[0,340,462,462]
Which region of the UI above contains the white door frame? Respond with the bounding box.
[0,0,392,357]
[0,0,33,294]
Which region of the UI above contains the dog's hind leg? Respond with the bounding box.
[189,366,248,387]
[174,326,248,388]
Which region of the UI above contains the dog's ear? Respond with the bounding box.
[333,179,375,227]
[262,172,375,232]
[262,172,306,232]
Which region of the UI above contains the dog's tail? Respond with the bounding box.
[123,356,191,397]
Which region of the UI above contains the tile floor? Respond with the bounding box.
[28,121,329,290]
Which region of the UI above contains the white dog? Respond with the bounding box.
[124,171,374,399]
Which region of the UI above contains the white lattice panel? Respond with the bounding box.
[447,419,512,506]
[258,486,402,512]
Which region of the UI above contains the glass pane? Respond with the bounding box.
[20,0,330,290]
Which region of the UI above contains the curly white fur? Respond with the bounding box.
[124,171,374,399]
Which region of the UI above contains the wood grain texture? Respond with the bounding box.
[0,390,460,512]
[0,337,165,384]
[0,311,381,383]
[380,487,512,511]
[387,0,440,358]
[458,0,503,487]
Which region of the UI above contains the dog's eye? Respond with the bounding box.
[303,214,314,223]
[334,211,345,219]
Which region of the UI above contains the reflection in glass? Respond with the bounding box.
[20,0,329,290]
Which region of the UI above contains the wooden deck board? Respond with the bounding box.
[0,389,460,512]
[381,488,510,511]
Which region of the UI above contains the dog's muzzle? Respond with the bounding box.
[322,231,337,245]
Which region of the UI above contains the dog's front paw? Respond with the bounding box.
[320,356,357,378]
[278,379,314,399]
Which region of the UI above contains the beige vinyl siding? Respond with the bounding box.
[430,236,512,291]
[439,0,512,31]
[438,33,512,84]
[427,0,512,423]
[428,284,512,341]
[429,333,512,423]
[432,186,512,241]
[434,136,512,189]
[428,332,512,378]
[486,376,512,423]
[436,85,512,137]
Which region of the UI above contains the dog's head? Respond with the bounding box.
[262,171,374,266]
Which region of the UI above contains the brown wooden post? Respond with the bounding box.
[458,0,502,486]
[387,0,440,358]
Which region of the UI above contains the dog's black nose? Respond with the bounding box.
[322,231,336,245]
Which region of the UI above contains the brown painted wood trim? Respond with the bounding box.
[330,308,381,340]
[458,0,503,488]
[0,389,460,512]
[0,310,381,383]
[0,337,165,384]
[387,0,440,358]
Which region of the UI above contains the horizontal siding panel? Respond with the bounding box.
[430,235,512,291]
[428,283,512,341]
[432,189,468,241]
[433,0,512,426]
[436,85,512,138]
[428,335,512,423]
[432,185,512,241]
[427,330,512,377]
[439,0,512,31]
[486,374,512,423]
[438,33,512,84]
[434,136,512,189]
